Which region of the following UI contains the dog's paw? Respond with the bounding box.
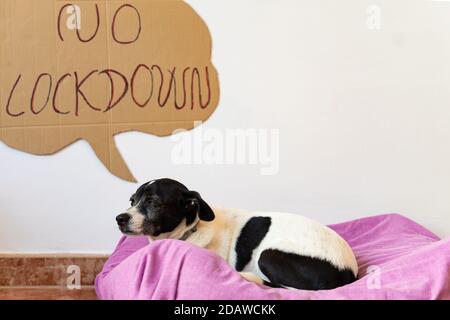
[239,272,264,285]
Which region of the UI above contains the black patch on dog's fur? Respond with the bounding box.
[235,217,272,271]
[262,280,282,288]
[258,249,356,290]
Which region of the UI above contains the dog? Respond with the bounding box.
[116,178,358,290]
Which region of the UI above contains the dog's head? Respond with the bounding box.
[116,178,214,240]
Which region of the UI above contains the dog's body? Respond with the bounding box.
[185,207,358,289]
[116,179,358,290]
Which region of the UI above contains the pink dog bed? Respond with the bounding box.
[95,214,450,300]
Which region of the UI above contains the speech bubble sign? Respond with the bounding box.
[0,0,220,182]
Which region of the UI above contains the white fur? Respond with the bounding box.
[127,206,145,234]
[150,217,199,241]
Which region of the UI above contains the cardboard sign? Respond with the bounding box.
[0,0,220,182]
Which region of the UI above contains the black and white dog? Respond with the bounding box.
[116,178,358,290]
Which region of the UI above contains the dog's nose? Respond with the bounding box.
[116,214,130,227]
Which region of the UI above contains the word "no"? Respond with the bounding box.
[57,3,142,44]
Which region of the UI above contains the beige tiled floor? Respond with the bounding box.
[0,286,98,300]
[0,255,106,300]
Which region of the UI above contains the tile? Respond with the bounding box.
[0,286,98,300]
[0,255,108,286]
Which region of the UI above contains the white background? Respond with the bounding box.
[1,0,449,253]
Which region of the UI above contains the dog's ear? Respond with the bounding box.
[182,191,215,222]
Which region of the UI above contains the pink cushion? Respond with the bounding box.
[95,214,450,300]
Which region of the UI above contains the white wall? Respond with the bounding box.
[1,0,450,253]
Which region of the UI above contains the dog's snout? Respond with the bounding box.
[116,213,130,227]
